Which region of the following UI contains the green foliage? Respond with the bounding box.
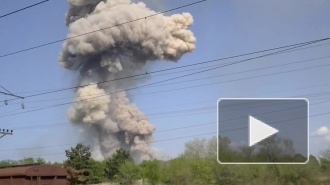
[140,160,161,185]
[89,159,107,183]
[104,148,133,181]
[183,138,207,159]
[0,157,48,168]
[52,162,63,167]
[212,164,240,185]
[320,158,330,172]
[189,160,214,185]
[0,138,327,185]
[64,143,93,185]
[320,148,330,174]
[117,160,140,185]
[206,136,217,159]
[167,158,192,185]
[65,143,92,170]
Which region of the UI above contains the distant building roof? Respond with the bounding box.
[0,165,67,177]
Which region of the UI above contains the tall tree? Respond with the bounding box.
[257,136,296,162]
[183,138,206,159]
[104,148,133,181]
[64,143,92,185]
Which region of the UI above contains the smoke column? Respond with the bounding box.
[59,0,196,162]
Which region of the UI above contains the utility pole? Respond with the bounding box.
[0,85,17,139]
[0,129,13,139]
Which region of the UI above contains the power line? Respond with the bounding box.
[146,55,330,88]
[1,97,329,154]
[4,37,329,103]
[8,53,330,106]
[0,109,322,160]
[4,53,330,108]
[0,85,24,100]
[0,0,50,19]
[5,93,330,128]
[0,0,205,59]
[9,40,330,97]
[133,42,330,80]
[0,85,12,94]
[0,111,314,154]
[0,131,216,160]
[5,89,330,131]
[1,52,328,118]
[2,90,330,147]
[0,38,324,117]
[0,105,326,159]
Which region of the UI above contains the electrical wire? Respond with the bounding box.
[0,97,328,155]
[3,54,329,108]
[0,0,50,19]
[3,37,329,103]
[1,54,328,118]
[6,90,330,130]
[0,0,205,59]
[0,40,324,117]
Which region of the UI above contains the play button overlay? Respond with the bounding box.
[249,116,278,147]
[217,98,308,164]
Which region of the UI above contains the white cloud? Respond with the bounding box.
[311,126,330,144]
[313,126,330,136]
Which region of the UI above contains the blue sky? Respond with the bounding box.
[0,0,329,162]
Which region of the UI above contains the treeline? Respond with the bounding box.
[0,137,330,185]
[217,135,307,163]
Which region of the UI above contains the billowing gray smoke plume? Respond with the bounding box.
[59,0,196,162]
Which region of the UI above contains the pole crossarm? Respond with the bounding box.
[0,129,13,139]
[0,91,24,99]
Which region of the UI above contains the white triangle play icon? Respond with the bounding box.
[249,116,279,147]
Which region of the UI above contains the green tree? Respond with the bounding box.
[206,136,217,159]
[257,136,297,162]
[168,158,192,185]
[0,160,16,167]
[218,135,232,161]
[189,160,214,185]
[140,160,161,185]
[52,162,63,167]
[104,148,133,181]
[183,138,206,159]
[211,162,240,185]
[36,157,47,165]
[64,143,92,185]
[118,160,140,185]
[320,148,330,172]
[320,158,330,172]
[89,159,107,184]
[19,157,35,165]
